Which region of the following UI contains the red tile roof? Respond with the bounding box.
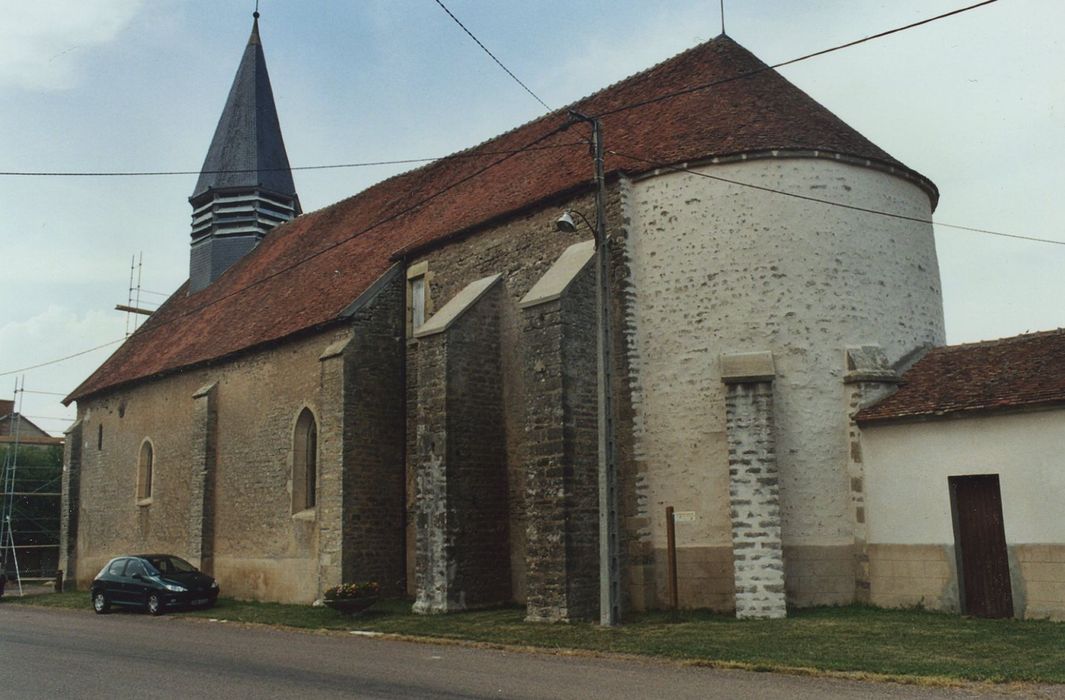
[857,330,1065,423]
[67,35,933,404]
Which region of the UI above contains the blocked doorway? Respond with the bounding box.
[949,474,1013,618]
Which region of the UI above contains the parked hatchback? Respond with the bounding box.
[91,554,219,615]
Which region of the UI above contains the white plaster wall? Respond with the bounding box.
[863,410,1065,545]
[625,157,944,549]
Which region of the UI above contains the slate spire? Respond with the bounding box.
[188,11,301,294]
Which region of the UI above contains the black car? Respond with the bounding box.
[91,554,219,615]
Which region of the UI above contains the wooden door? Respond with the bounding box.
[950,475,1013,618]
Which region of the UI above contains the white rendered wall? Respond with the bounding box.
[863,410,1065,545]
[624,157,945,555]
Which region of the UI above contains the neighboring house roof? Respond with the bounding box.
[857,329,1065,423]
[66,35,935,404]
[191,17,297,203]
[0,400,53,440]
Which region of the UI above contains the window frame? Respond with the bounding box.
[406,261,431,334]
[136,438,154,505]
[291,407,319,516]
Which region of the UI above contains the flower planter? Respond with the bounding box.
[324,596,379,615]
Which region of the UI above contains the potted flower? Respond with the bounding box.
[323,581,380,615]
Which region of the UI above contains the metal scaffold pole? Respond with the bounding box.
[1,377,25,595]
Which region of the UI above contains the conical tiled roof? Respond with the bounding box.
[67,35,935,403]
[191,16,296,200]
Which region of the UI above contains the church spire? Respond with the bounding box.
[188,10,301,294]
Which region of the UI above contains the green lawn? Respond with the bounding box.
[6,592,1063,684]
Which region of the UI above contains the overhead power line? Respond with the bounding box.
[595,0,998,119]
[432,0,552,112]
[0,1,995,178]
[0,1,1020,378]
[0,339,124,378]
[608,148,1065,247]
[0,124,578,380]
[0,142,582,178]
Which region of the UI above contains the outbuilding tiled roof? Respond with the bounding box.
[857,330,1065,423]
[67,35,933,404]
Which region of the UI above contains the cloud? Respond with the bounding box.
[0,0,145,91]
[0,305,128,435]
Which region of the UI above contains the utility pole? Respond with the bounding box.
[568,110,621,626]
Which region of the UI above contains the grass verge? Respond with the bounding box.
[5,592,1063,684]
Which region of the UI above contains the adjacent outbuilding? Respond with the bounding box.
[858,329,1065,620]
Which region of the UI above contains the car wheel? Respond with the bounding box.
[146,593,163,616]
[92,590,110,614]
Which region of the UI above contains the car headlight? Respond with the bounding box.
[163,583,187,593]
[210,581,219,589]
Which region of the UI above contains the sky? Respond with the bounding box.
[1,0,1062,436]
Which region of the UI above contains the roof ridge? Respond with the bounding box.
[287,36,728,224]
[930,327,1065,353]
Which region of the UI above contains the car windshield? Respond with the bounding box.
[143,556,197,576]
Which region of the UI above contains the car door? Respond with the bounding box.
[124,559,151,608]
[104,558,130,604]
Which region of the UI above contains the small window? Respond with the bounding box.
[411,276,426,330]
[97,424,103,450]
[292,409,318,513]
[137,440,154,501]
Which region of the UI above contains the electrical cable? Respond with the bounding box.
[0,142,582,178]
[0,1,997,178]
[0,1,1027,379]
[608,148,1065,246]
[594,0,999,119]
[0,339,125,378]
[0,123,577,380]
[432,0,551,111]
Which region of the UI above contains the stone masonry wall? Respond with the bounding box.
[69,327,349,602]
[725,381,786,619]
[413,283,509,612]
[560,265,602,618]
[521,262,599,621]
[59,420,82,587]
[404,191,601,602]
[341,273,407,594]
[624,158,945,609]
[186,382,218,573]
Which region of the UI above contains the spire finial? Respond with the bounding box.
[249,2,261,44]
[720,0,726,36]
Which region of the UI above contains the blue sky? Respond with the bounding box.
[1,0,1063,434]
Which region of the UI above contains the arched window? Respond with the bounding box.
[292,409,318,512]
[137,440,154,502]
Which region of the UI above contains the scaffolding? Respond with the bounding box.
[1,378,63,594]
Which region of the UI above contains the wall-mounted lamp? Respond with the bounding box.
[554,210,596,237]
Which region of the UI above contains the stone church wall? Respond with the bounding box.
[404,191,604,603]
[338,273,407,595]
[70,326,351,602]
[622,156,945,610]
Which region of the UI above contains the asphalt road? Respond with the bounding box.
[0,605,1059,699]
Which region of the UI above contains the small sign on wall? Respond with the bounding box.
[672,510,696,523]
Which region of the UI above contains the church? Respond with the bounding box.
[61,13,1058,622]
